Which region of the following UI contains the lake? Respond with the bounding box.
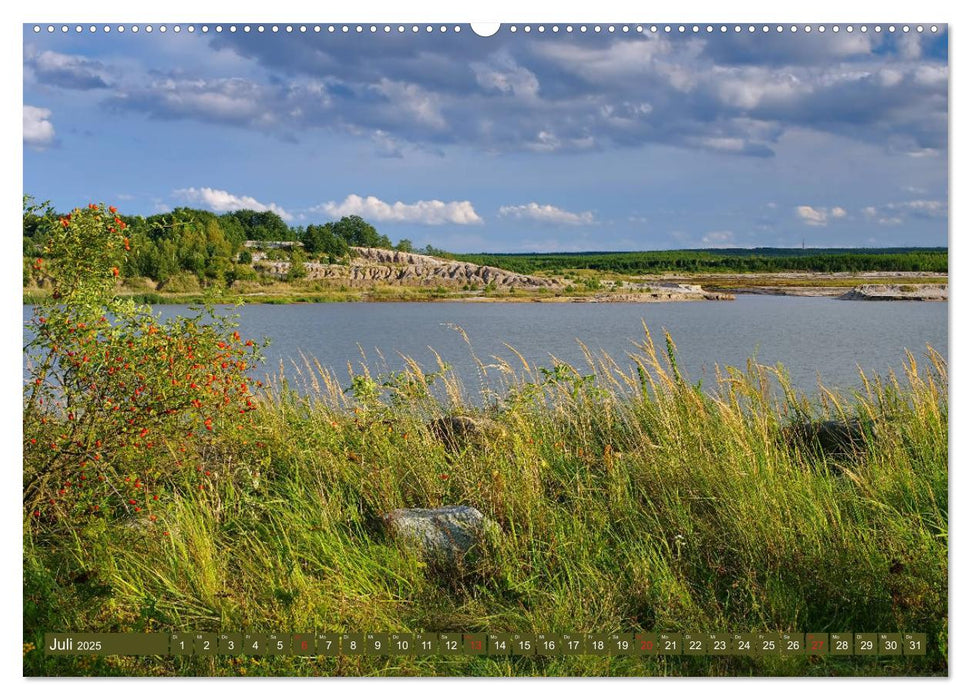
[24,296,948,400]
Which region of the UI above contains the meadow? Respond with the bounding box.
[24,333,948,676]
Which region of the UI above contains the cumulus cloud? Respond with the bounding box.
[499,203,596,225]
[701,231,735,247]
[316,194,482,225]
[895,200,945,218]
[700,31,879,67]
[25,47,110,89]
[532,34,673,84]
[108,77,288,130]
[173,187,293,221]
[796,205,846,226]
[471,52,540,98]
[34,27,950,158]
[373,79,447,130]
[863,199,946,225]
[24,105,55,148]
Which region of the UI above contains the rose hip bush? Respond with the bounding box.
[24,203,264,523]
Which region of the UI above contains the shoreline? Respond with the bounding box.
[23,273,948,306]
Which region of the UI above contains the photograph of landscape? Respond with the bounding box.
[22,21,948,677]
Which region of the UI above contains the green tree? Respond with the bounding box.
[331,215,391,249]
[286,249,309,281]
[217,213,247,249]
[302,223,350,260]
[221,209,293,242]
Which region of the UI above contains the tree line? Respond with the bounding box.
[450,248,948,275]
[23,197,430,288]
[23,197,948,288]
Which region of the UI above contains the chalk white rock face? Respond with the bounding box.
[840,284,947,301]
[382,505,498,567]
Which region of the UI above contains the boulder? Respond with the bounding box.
[782,417,873,457]
[382,505,498,567]
[428,415,506,451]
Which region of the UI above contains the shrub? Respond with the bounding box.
[286,256,308,282]
[158,272,202,294]
[23,203,265,523]
[122,276,157,292]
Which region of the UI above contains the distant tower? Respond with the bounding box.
[802,238,805,250]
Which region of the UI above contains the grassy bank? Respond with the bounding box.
[23,334,948,677]
[22,284,566,306]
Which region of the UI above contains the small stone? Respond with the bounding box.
[382,505,499,567]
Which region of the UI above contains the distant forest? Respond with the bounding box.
[23,197,947,288]
[450,248,948,275]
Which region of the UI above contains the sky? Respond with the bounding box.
[22,23,948,252]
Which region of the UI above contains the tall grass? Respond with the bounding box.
[23,331,948,677]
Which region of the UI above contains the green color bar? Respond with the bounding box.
[40,631,928,656]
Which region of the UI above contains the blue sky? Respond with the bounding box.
[23,23,948,252]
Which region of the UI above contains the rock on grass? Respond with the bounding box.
[427,415,506,452]
[382,505,499,568]
[782,417,874,458]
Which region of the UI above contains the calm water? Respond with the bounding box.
[24,296,948,399]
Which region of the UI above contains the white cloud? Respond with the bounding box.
[374,79,446,129]
[24,105,55,148]
[863,199,946,225]
[173,187,293,221]
[701,231,735,247]
[796,205,846,227]
[898,33,924,61]
[27,48,111,89]
[499,202,596,225]
[912,64,948,92]
[534,35,672,83]
[471,52,540,98]
[795,205,828,226]
[698,136,748,153]
[523,130,596,153]
[715,69,803,111]
[900,200,946,218]
[316,194,482,225]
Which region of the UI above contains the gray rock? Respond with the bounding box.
[783,417,873,457]
[382,505,498,567]
[428,415,506,452]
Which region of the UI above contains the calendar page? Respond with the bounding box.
[21,14,948,680]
